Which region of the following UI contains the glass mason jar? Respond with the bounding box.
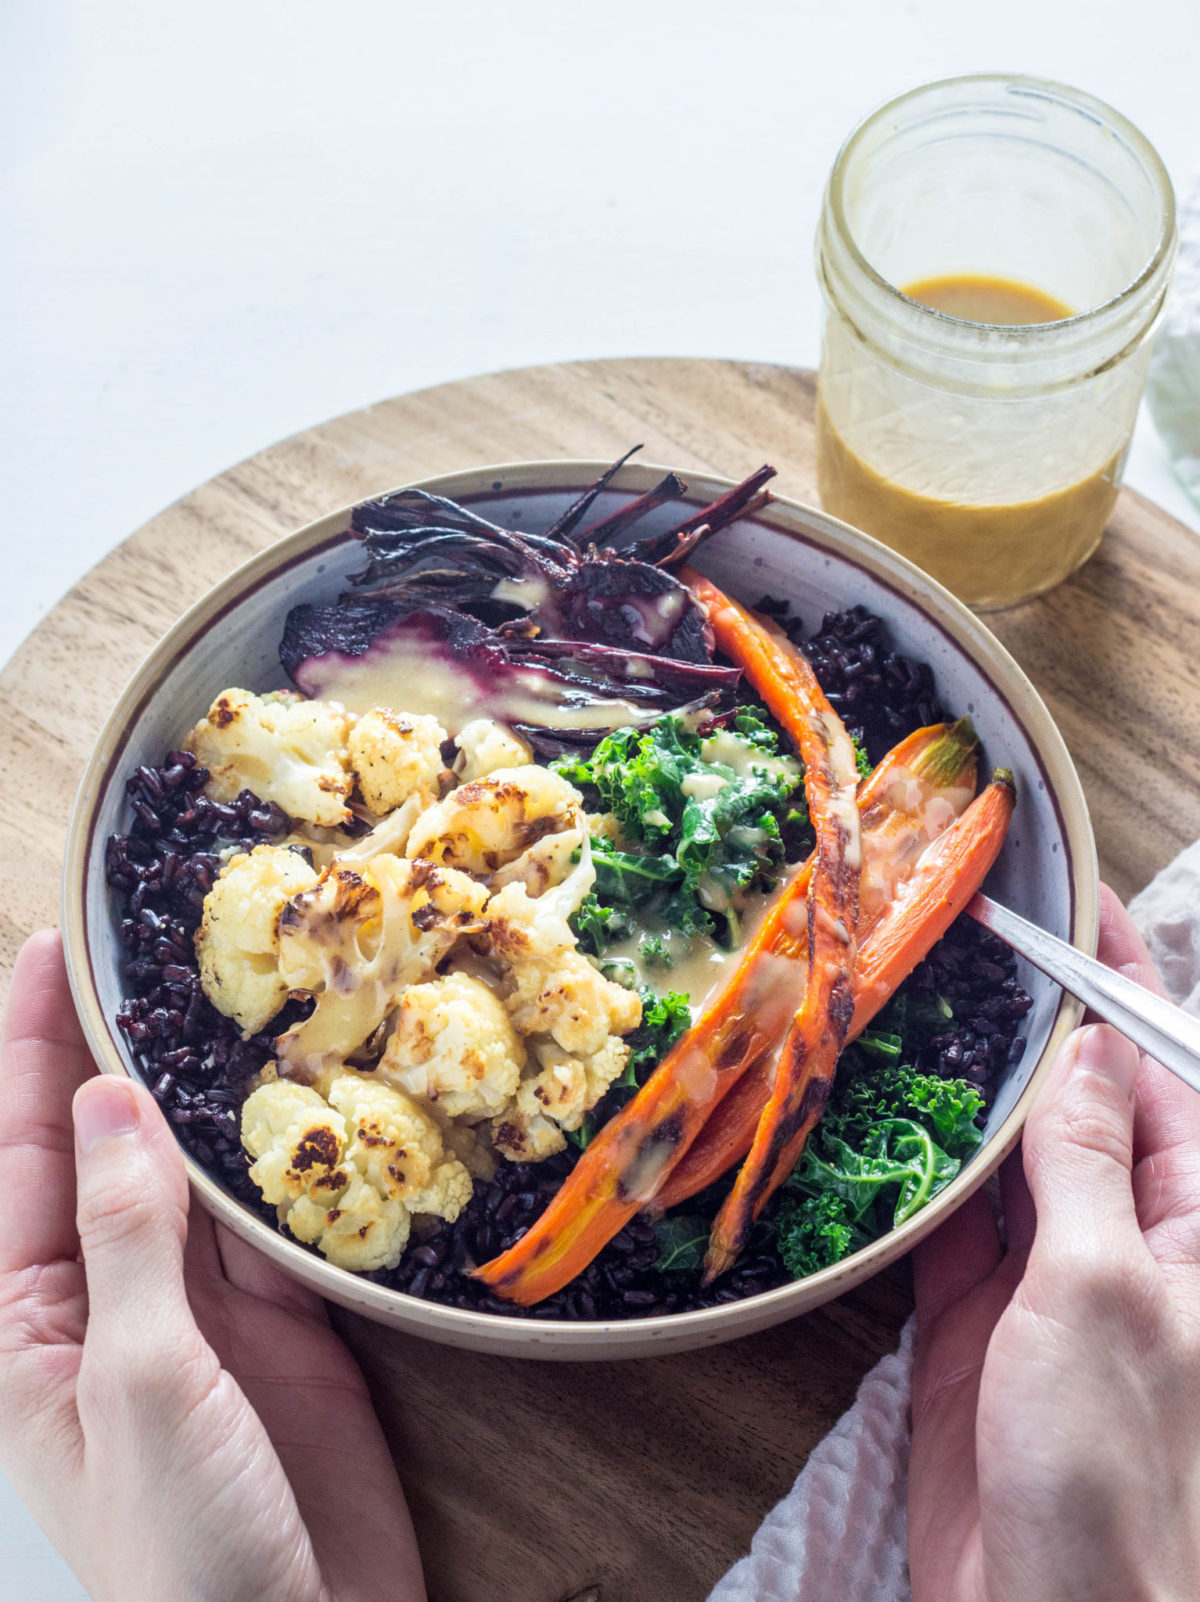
[815,75,1177,609]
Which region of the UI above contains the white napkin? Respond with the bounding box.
[1147,162,1200,511]
[707,846,1200,1602]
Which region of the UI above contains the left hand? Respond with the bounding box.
[0,930,427,1602]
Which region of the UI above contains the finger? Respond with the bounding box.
[0,932,95,1276]
[913,1187,1002,1330]
[1022,1023,1144,1267]
[213,1223,330,1321]
[1000,1145,1036,1259]
[73,1077,197,1361]
[1096,883,1196,1143]
[1094,887,1200,1232]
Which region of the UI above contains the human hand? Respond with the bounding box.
[0,930,426,1602]
[909,884,1200,1601]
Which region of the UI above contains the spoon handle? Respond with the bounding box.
[968,892,1200,1096]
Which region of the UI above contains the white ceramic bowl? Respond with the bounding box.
[63,459,1097,1359]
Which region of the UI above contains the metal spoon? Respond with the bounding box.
[969,892,1200,1096]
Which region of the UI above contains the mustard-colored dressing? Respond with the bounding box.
[902,274,1074,325]
[817,273,1120,609]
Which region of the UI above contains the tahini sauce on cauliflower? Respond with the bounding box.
[188,701,647,1277]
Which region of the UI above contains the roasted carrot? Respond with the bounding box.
[473,721,976,1305]
[660,770,1016,1216]
[652,721,980,1211]
[474,578,870,1306]
[681,575,863,1284]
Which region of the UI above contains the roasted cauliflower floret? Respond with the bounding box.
[406,765,584,878]
[485,881,641,1055]
[377,971,525,1119]
[325,1071,472,1222]
[274,855,488,1077]
[240,1070,473,1273]
[490,1036,630,1163]
[184,688,354,827]
[452,719,533,783]
[195,845,320,1036]
[349,707,447,815]
[240,1077,410,1272]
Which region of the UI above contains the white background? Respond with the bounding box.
[2,1,1198,1595]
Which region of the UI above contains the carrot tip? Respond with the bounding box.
[702,1241,735,1286]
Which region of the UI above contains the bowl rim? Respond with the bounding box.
[62,456,1097,1353]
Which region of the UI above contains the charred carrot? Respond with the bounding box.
[470,858,813,1307]
[474,579,870,1305]
[681,575,863,1284]
[653,720,980,1211]
[473,721,976,1304]
[660,770,1017,1214]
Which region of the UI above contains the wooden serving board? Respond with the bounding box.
[3,359,1199,1602]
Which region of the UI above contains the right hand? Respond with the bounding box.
[909,884,1200,1601]
[0,930,427,1602]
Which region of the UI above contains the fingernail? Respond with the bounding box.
[1073,1023,1140,1100]
[74,1079,140,1153]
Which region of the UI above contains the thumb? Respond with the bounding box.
[1022,1023,1143,1266]
[73,1077,196,1357]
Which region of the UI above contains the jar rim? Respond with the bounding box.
[825,73,1177,339]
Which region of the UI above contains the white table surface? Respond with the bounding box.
[3,1,1198,1595]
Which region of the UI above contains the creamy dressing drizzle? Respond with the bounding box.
[306,640,651,736]
[601,859,805,1015]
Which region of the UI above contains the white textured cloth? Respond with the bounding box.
[1129,839,1200,1016]
[1147,163,1200,511]
[708,1318,916,1602]
[707,848,1200,1602]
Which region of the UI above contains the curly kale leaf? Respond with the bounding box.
[558,714,804,945]
[573,893,635,957]
[770,1066,985,1280]
[822,1064,985,1161]
[590,841,684,905]
[792,1119,960,1228]
[625,988,692,1081]
[777,1192,868,1279]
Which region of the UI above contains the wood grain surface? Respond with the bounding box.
[2,358,1199,1601]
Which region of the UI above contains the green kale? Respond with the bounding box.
[792,1119,960,1228]
[822,1063,984,1160]
[625,988,692,1080]
[557,714,805,946]
[638,934,674,969]
[771,1065,985,1281]
[777,1191,868,1279]
[573,893,634,957]
[652,1214,710,1273]
[590,840,684,905]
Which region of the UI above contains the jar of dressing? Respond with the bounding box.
[815,75,1177,609]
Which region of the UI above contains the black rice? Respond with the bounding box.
[105,605,1030,1320]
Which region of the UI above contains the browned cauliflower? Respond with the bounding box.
[377,970,525,1119]
[348,707,447,815]
[274,854,487,1077]
[184,688,354,827]
[240,1070,471,1273]
[485,880,641,1055]
[406,765,583,878]
[490,1036,630,1162]
[195,844,320,1036]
